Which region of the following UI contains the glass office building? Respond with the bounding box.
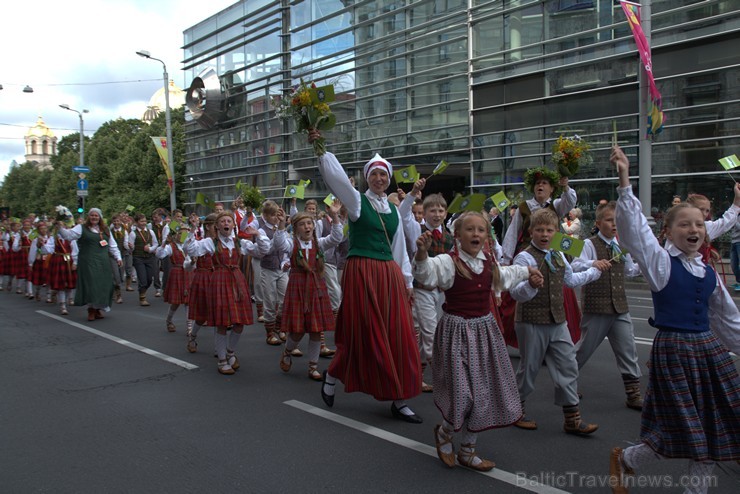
[182,0,739,247]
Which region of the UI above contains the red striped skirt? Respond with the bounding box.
[48,254,76,290]
[281,269,335,334]
[207,265,253,327]
[163,265,190,305]
[187,269,212,323]
[328,257,421,400]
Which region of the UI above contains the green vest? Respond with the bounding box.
[348,194,399,261]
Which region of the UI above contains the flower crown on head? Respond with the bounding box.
[523,167,562,198]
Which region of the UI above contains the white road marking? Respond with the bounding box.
[284,400,571,494]
[37,310,198,370]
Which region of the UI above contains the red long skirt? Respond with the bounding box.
[328,257,421,401]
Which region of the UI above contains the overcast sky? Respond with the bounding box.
[1,0,237,181]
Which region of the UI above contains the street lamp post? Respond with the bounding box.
[137,49,176,214]
[59,104,88,170]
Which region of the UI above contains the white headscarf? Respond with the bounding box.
[363,153,392,180]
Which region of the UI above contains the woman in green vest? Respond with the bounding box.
[310,130,422,424]
[58,208,121,321]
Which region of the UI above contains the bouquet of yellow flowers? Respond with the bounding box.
[272,80,336,156]
[551,135,592,177]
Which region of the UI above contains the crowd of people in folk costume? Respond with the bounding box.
[1,138,738,491]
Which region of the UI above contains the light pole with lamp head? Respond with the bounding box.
[60,104,89,213]
[59,104,88,170]
[136,49,176,214]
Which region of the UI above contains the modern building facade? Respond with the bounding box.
[181,0,739,248]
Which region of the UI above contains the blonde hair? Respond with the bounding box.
[451,211,502,292]
[422,193,447,211]
[291,213,325,276]
[262,200,279,216]
[529,208,559,229]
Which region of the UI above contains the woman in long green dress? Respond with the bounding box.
[58,208,122,321]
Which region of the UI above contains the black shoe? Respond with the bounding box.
[320,370,334,408]
[391,403,423,424]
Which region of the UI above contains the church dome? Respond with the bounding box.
[141,80,186,122]
[26,116,55,138]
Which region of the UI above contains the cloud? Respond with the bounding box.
[0,0,236,182]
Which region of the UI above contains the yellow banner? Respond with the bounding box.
[151,137,173,190]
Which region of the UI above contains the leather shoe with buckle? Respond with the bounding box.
[391,403,423,424]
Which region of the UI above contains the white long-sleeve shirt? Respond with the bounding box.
[502,189,577,265]
[127,226,159,255]
[59,224,121,262]
[398,193,421,258]
[318,152,413,288]
[28,236,55,266]
[571,232,641,277]
[414,246,530,293]
[615,185,740,354]
[184,233,265,259]
[509,244,601,303]
[272,221,344,260]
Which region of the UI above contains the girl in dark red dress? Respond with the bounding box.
[271,202,343,380]
[27,221,53,301]
[184,214,216,354]
[185,212,263,374]
[156,225,192,333]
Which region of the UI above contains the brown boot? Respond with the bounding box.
[114,287,123,304]
[623,378,643,411]
[276,316,286,342]
[87,308,96,321]
[139,293,150,307]
[563,405,598,435]
[265,321,280,345]
[125,278,134,291]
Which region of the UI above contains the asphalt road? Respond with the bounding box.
[1,287,738,493]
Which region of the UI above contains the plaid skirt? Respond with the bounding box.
[641,329,740,461]
[29,258,49,286]
[0,250,9,275]
[163,266,190,305]
[328,257,421,401]
[187,269,212,323]
[281,269,335,334]
[433,312,522,432]
[48,254,77,290]
[10,249,28,279]
[207,265,252,327]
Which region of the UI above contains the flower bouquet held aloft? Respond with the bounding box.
[272,80,336,156]
[551,135,592,177]
[55,205,75,227]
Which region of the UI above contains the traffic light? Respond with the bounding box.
[77,196,84,214]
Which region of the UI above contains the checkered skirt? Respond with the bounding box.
[187,255,213,323]
[281,267,335,334]
[327,256,421,401]
[433,312,522,432]
[29,258,49,286]
[640,329,740,461]
[48,253,77,290]
[10,248,28,279]
[162,248,190,305]
[207,248,252,327]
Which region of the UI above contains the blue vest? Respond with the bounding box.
[650,256,715,332]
